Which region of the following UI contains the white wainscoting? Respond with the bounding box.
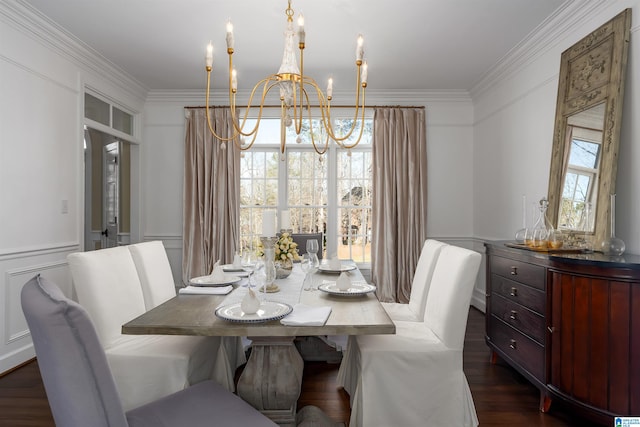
[0,244,78,374]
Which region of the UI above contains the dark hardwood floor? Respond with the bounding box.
[0,308,603,426]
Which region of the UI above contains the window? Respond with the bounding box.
[239,115,373,265]
[84,92,134,137]
[558,134,601,230]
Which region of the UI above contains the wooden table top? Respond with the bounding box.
[122,270,395,338]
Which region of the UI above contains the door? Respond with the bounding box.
[102,142,119,248]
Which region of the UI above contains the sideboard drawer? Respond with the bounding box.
[490,316,545,382]
[492,274,545,314]
[491,293,545,344]
[491,256,545,290]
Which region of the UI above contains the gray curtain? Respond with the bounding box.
[182,108,240,285]
[371,107,428,303]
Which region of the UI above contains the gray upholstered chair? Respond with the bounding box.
[21,274,277,427]
[291,232,323,260]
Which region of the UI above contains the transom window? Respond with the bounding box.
[239,116,373,264]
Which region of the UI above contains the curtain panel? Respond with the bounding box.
[182,108,240,285]
[371,107,428,303]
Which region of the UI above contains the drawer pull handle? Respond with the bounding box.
[510,287,518,297]
[510,266,518,275]
[548,326,556,333]
[509,310,518,321]
[509,339,517,350]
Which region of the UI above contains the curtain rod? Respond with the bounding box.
[184,105,425,109]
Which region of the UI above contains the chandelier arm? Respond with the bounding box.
[341,87,367,149]
[205,69,242,143]
[229,76,280,141]
[301,87,329,155]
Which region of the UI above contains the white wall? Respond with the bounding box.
[473,0,639,251]
[0,2,146,373]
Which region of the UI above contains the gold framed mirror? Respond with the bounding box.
[547,9,631,247]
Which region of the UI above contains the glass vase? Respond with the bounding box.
[600,194,625,255]
[274,258,293,279]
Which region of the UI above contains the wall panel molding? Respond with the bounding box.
[0,243,80,261]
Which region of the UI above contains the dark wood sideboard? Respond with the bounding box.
[485,241,640,425]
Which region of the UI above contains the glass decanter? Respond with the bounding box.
[531,198,552,249]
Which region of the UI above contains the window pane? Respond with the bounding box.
[112,107,133,135]
[85,93,110,126]
[568,139,600,169]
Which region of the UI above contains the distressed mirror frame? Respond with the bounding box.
[547,9,631,247]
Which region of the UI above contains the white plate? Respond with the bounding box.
[189,275,242,287]
[318,282,376,296]
[318,264,357,273]
[215,301,293,323]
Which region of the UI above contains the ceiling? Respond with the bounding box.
[22,0,568,93]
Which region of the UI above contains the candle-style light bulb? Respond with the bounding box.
[205,42,213,68]
[297,14,305,44]
[361,61,368,85]
[226,20,234,50]
[356,34,364,62]
[327,78,333,98]
[231,68,237,91]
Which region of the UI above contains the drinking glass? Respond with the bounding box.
[242,252,258,287]
[306,239,319,256]
[308,253,320,290]
[300,254,312,290]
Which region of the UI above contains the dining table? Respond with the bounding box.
[122,261,395,426]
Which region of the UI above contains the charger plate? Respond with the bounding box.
[318,264,357,273]
[318,282,376,296]
[215,301,293,323]
[189,275,242,287]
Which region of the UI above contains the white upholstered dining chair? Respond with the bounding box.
[127,241,246,391]
[67,245,225,411]
[381,239,447,321]
[337,244,482,427]
[21,274,276,427]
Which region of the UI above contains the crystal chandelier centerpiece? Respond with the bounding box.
[203,0,368,158]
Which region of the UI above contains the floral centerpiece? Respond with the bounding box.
[275,232,300,262]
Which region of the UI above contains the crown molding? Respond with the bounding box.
[470,0,612,99]
[2,0,149,103]
[145,89,472,105]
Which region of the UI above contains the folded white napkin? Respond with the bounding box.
[336,272,351,290]
[232,253,242,268]
[329,256,341,270]
[209,260,225,281]
[281,303,332,326]
[179,285,233,295]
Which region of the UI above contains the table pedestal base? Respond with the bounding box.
[237,336,304,426]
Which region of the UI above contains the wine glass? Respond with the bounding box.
[308,253,320,290]
[241,252,258,287]
[300,254,312,290]
[306,239,319,256]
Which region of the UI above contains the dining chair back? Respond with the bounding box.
[128,241,176,310]
[423,244,482,349]
[291,233,323,260]
[21,275,277,427]
[382,239,447,321]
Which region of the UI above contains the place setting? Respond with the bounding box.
[318,271,376,297]
[179,260,242,295]
[317,256,357,274]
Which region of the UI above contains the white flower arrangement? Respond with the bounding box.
[274,232,300,262]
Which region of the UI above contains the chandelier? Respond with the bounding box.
[203,0,368,158]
